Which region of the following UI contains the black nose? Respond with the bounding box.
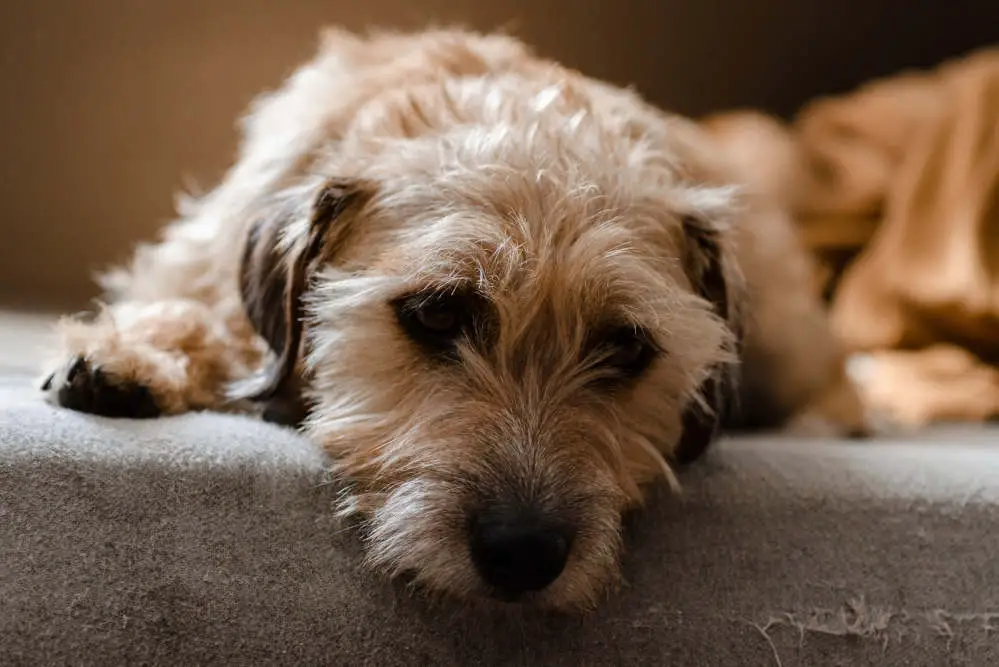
[468,508,572,596]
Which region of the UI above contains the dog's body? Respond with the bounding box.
[43,28,867,611]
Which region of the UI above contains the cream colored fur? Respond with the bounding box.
[42,28,868,612]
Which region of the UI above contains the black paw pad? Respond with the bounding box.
[49,356,161,419]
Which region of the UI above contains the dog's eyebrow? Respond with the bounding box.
[586,319,661,349]
[396,276,482,301]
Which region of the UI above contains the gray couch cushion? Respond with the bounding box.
[2,313,998,666]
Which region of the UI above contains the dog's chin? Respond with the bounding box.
[349,477,624,614]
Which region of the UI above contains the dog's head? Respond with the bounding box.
[233,80,743,611]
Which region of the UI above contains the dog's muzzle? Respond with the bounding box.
[468,504,574,597]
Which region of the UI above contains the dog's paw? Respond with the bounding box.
[42,355,161,419]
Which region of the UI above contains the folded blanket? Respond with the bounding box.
[702,47,999,427]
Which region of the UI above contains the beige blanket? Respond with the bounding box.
[704,47,999,427]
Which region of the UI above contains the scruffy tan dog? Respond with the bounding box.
[41,28,868,611]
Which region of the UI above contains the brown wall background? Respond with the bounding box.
[1,0,996,310]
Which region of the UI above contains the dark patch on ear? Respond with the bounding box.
[234,179,370,427]
[670,215,740,465]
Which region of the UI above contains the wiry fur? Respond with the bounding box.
[41,28,868,612]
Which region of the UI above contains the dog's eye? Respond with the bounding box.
[392,292,474,358]
[606,337,648,368]
[598,327,658,377]
[414,301,462,334]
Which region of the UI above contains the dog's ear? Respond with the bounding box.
[671,186,744,465]
[232,178,371,425]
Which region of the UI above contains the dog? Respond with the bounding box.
[41,28,869,612]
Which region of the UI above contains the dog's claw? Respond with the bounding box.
[65,355,87,383]
[49,356,161,419]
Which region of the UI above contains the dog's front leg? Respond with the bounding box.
[40,298,264,418]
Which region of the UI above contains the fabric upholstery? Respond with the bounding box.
[3,312,998,665]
